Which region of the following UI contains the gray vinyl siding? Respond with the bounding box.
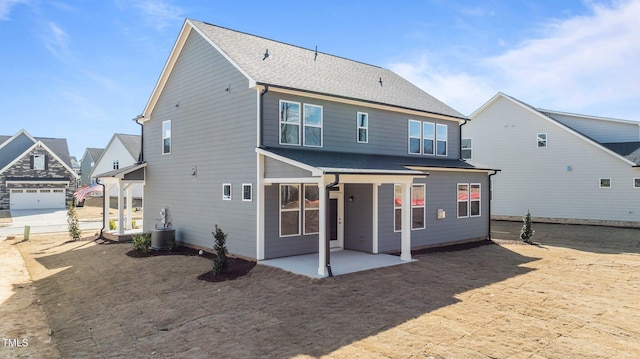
[262,91,460,159]
[143,29,258,258]
[466,95,640,224]
[264,157,313,178]
[343,184,373,252]
[377,172,490,253]
[264,183,317,258]
[545,112,640,143]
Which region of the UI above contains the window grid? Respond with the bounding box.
[162,120,171,154]
[303,184,319,235]
[436,124,447,156]
[242,184,252,202]
[411,184,425,230]
[222,183,232,200]
[280,184,301,237]
[279,100,301,146]
[461,138,472,159]
[303,104,323,147]
[408,120,422,154]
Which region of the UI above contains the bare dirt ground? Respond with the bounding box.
[1,221,639,358]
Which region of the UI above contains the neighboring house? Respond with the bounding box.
[466,92,640,227]
[70,156,81,187]
[90,133,143,198]
[79,147,104,186]
[0,129,79,210]
[138,19,498,276]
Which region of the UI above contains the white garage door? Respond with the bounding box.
[10,188,66,210]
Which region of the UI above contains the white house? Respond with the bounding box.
[90,133,143,198]
[465,92,640,227]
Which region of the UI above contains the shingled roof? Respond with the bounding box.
[188,19,465,120]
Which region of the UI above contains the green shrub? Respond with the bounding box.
[520,209,535,244]
[132,232,151,253]
[67,201,81,241]
[212,225,229,275]
[109,219,117,230]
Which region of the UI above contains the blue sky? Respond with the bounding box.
[1,0,639,158]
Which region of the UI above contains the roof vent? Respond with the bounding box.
[262,49,269,60]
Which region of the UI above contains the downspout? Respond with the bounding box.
[488,170,499,241]
[133,115,144,163]
[259,85,269,148]
[96,178,107,239]
[459,118,469,160]
[324,173,340,277]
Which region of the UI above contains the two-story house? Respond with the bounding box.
[0,129,78,210]
[138,19,498,276]
[466,92,640,227]
[79,147,104,186]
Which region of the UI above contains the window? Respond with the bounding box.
[599,178,611,188]
[280,184,300,236]
[458,183,481,217]
[436,124,447,156]
[537,133,547,147]
[394,184,402,232]
[32,154,46,170]
[162,120,171,154]
[408,120,421,154]
[412,184,425,230]
[279,100,301,145]
[26,189,37,193]
[53,189,64,193]
[357,112,368,143]
[423,122,435,155]
[41,189,51,193]
[242,184,252,202]
[12,189,23,193]
[303,104,323,147]
[113,160,119,170]
[222,183,232,200]
[461,138,472,159]
[457,184,469,218]
[634,178,640,188]
[304,185,319,234]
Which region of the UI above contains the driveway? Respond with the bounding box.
[0,209,102,237]
[3,221,640,357]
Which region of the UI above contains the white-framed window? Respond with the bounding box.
[394,184,402,232]
[162,120,172,154]
[242,183,252,202]
[436,124,447,156]
[634,178,640,188]
[32,154,46,170]
[357,112,368,143]
[222,183,232,200]
[53,189,64,193]
[303,104,323,147]
[12,189,23,193]
[41,189,51,193]
[599,178,611,188]
[458,183,481,217]
[279,100,301,145]
[423,122,435,155]
[461,138,472,159]
[537,133,547,147]
[412,184,425,230]
[280,184,300,236]
[303,184,319,234]
[113,160,119,170]
[408,120,421,154]
[26,189,37,193]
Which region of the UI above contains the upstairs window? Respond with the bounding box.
[162,120,171,154]
[537,133,547,147]
[423,122,435,155]
[31,154,46,170]
[303,104,323,147]
[436,124,447,156]
[113,160,119,170]
[357,112,368,143]
[461,138,472,159]
[408,120,421,154]
[280,100,301,145]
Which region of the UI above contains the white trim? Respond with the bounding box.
[264,177,319,185]
[263,86,465,123]
[242,183,252,202]
[372,183,379,253]
[539,108,640,126]
[357,112,369,143]
[6,180,68,185]
[303,103,323,147]
[279,100,301,146]
[256,153,265,260]
[400,183,412,261]
[318,182,327,276]
[405,166,496,174]
[162,120,172,155]
[0,140,79,179]
[0,129,38,152]
[329,189,344,249]
[256,147,322,176]
[222,183,232,200]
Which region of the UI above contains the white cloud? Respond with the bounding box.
[0,0,27,21]
[389,0,640,120]
[134,0,184,31]
[43,21,71,62]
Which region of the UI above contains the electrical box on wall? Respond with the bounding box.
[437,209,446,219]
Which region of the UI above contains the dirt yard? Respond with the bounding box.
[1,221,639,358]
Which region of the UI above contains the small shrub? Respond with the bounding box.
[212,225,229,275]
[168,234,176,251]
[109,219,117,230]
[132,220,138,229]
[67,201,81,241]
[132,232,151,253]
[520,209,535,244]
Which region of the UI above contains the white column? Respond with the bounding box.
[117,181,124,235]
[318,179,328,277]
[256,153,265,260]
[125,184,133,230]
[401,182,412,261]
[103,183,111,230]
[372,183,379,254]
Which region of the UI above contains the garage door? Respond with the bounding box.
[10,188,66,210]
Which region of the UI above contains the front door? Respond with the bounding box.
[329,189,344,249]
